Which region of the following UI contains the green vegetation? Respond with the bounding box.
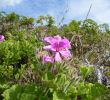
[0,12,110,100]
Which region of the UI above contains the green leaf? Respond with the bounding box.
[80,66,94,78]
[2,85,22,100]
[53,91,70,100]
[2,84,38,100]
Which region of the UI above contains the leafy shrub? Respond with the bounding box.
[0,12,110,100]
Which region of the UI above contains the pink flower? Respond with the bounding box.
[54,49,72,62]
[43,35,72,62]
[0,35,5,42]
[43,55,54,63]
[44,35,71,51]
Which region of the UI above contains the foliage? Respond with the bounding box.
[0,11,110,100]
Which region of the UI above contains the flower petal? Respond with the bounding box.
[59,49,72,59]
[55,52,62,62]
[44,36,53,43]
[61,38,71,49]
[43,45,56,51]
[43,55,53,63]
[43,45,52,50]
[54,35,62,41]
[0,35,5,42]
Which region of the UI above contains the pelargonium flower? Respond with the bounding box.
[54,48,71,62]
[43,35,72,62]
[0,35,5,42]
[44,35,71,51]
[42,55,54,63]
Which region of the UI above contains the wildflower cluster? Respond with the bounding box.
[43,35,72,63]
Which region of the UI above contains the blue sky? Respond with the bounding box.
[0,0,110,25]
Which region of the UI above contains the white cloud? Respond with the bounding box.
[47,0,68,24]
[1,0,110,24]
[32,0,110,24]
[91,0,110,24]
[67,0,110,24]
[67,0,91,19]
[33,0,67,24]
[0,0,22,7]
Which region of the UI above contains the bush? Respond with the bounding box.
[0,12,110,100]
